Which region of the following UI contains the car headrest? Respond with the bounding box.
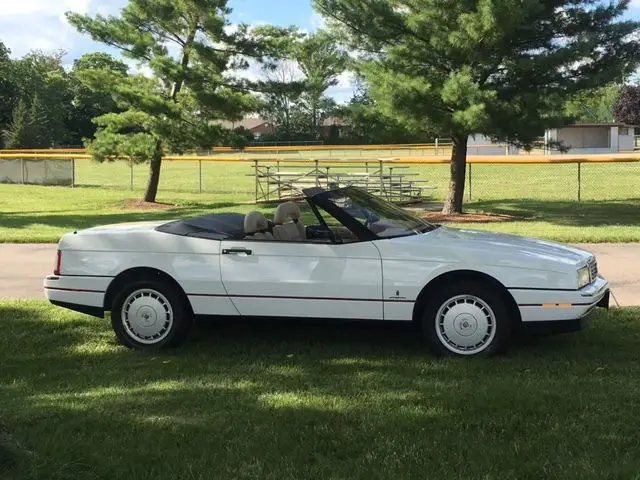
[274,202,301,224]
[244,211,269,234]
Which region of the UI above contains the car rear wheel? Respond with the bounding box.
[421,281,511,357]
[111,280,192,349]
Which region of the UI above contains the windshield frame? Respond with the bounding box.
[307,186,438,241]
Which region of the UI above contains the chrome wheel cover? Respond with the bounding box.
[122,289,173,345]
[435,294,496,355]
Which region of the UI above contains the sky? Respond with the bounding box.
[0,0,355,101]
[2,0,640,103]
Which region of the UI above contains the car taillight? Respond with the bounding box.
[54,250,62,275]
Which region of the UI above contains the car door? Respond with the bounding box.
[219,239,383,320]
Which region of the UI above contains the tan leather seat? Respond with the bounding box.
[273,202,306,241]
[244,211,274,240]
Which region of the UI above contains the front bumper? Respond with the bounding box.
[511,275,610,323]
[596,289,610,309]
[579,275,609,302]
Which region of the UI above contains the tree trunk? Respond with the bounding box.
[313,104,318,140]
[143,140,163,203]
[170,24,197,101]
[143,22,196,203]
[442,134,468,214]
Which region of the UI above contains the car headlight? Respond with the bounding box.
[578,266,591,288]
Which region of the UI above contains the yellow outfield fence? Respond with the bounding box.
[2,151,640,163]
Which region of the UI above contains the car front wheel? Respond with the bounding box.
[111,280,192,349]
[421,281,511,357]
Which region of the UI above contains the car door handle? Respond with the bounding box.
[222,248,253,255]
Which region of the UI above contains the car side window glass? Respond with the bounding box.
[314,205,361,244]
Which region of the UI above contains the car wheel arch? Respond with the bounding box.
[411,269,522,328]
[104,267,191,314]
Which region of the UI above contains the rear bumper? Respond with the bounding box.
[50,300,105,318]
[44,275,109,318]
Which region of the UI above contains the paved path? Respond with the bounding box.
[1,243,639,306]
[580,244,640,307]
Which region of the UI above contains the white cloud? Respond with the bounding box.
[0,0,90,17]
[0,0,129,58]
[2,16,79,56]
[327,71,357,104]
[122,58,154,78]
[336,71,355,88]
[309,12,326,32]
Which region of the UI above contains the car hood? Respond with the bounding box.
[388,226,593,267]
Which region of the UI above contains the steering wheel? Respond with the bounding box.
[307,224,339,243]
[363,211,379,230]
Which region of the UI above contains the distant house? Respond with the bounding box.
[216,118,275,139]
[321,116,347,138]
[544,123,636,154]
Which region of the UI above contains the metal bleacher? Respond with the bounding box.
[250,158,435,204]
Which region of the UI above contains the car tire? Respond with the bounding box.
[111,279,193,350]
[421,281,511,358]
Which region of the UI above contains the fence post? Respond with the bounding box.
[21,158,25,184]
[199,160,202,193]
[577,161,581,202]
[468,163,472,201]
[71,158,75,188]
[254,159,258,202]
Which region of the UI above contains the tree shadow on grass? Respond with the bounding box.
[2,308,640,479]
[2,304,640,479]
[469,198,640,227]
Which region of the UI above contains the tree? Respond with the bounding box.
[0,42,19,147]
[67,53,129,145]
[338,77,433,144]
[565,84,621,124]
[3,98,38,149]
[294,31,347,139]
[10,51,72,147]
[67,0,291,202]
[314,0,640,213]
[259,61,306,140]
[613,85,640,126]
[257,30,346,142]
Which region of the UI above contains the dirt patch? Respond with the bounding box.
[124,199,177,210]
[423,212,520,223]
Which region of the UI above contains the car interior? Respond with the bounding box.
[155,199,360,244]
[242,201,345,243]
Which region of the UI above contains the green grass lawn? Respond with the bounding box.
[1,301,640,479]
[0,159,638,243]
[1,182,638,243]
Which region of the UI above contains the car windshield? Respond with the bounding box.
[322,187,438,238]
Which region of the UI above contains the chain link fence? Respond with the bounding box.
[68,158,640,204]
[1,153,638,205]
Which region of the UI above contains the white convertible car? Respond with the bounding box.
[44,186,610,357]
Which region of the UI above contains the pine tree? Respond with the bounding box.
[67,0,293,202]
[3,99,37,149]
[314,0,640,213]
